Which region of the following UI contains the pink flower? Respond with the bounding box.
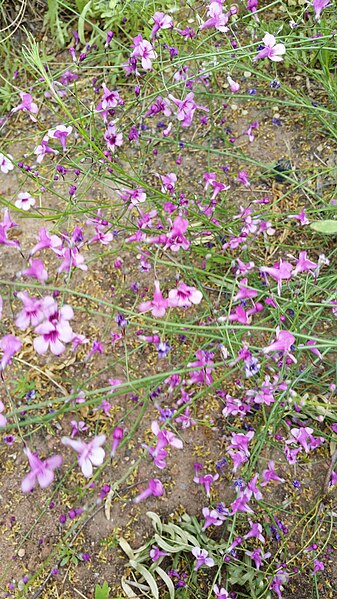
[227,75,240,93]
[237,170,250,187]
[168,281,203,308]
[0,400,7,427]
[57,247,87,273]
[165,216,190,251]
[312,0,330,20]
[193,473,219,497]
[33,304,74,355]
[29,227,62,256]
[15,292,55,330]
[313,559,324,574]
[150,545,168,561]
[0,153,14,174]
[243,120,259,142]
[119,187,146,206]
[131,35,157,70]
[96,84,124,121]
[62,434,106,477]
[150,12,173,38]
[15,192,35,211]
[287,208,309,226]
[288,427,324,453]
[111,427,124,457]
[48,125,72,151]
[12,92,38,121]
[213,585,229,599]
[158,172,177,194]
[21,447,62,492]
[134,478,164,503]
[292,251,317,276]
[138,280,169,318]
[245,548,271,570]
[260,259,293,295]
[254,33,286,62]
[191,547,214,570]
[262,328,296,363]
[233,278,258,301]
[244,519,265,542]
[0,334,22,371]
[20,259,48,283]
[202,507,226,530]
[168,92,209,127]
[200,2,231,32]
[231,492,254,514]
[34,136,59,163]
[261,460,285,487]
[104,122,123,152]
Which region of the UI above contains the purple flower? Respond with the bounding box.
[202,507,226,530]
[48,125,72,151]
[254,33,286,62]
[191,547,214,570]
[261,461,285,487]
[134,478,164,503]
[62,434,106,477]
[111,426,124,457]
[150,12,173,38]
[168,281,203,308]
[21,448,62,493]
[0,335,22,371]
[138,280,169,318]
[33,304,74,356]
[149,545,168,561]
[262,328,296,363]
[312,0,330,20]
[313,559,324,574]
[12,92,38,121]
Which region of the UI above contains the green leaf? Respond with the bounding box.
[95,581,110,599]
[78,0,93,45]
[156,566,175,599]
[310,220,337,235]
[118,537,135,560]
[129,561,159,599]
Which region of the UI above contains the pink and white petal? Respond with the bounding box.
[263,33,276,47]
[138,301,152,313]
[21,472,37,493]
[152,306,166,318]
[61,437,85,452]
[50,338,65,355]
[37,468,54,489]
[60,305,74,320]
[33,335,49,354]
[79,456,93,477]
[92,434,106,448]
[90,447,105,466]
[273,43,286,55]
[45,454,63,470]
[270,55,283,62]
[0,413,7,427]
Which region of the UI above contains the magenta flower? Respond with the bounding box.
[138,280,169,318]
[150,12,173,38]
[254,33,286,62]
[134,478,164,503]
[191,547,214,570]
[288,208,309,226]
[57,247,88,273]
[34,136,59,163]
[292,251,317,276]
[131,35,157,70]
[313,559,324,574]
[96,84,124,121]
[104,122,123,152]
[312,0,330,19]
[111,426,124,457]
[62,434,106,477]
[260,259,293,295]
[15,292,55,330]
[200,2,231,32]
[21,447,62,493]
[229,431,254,455]
[29,227,62,256]
[287,427,324,453]
[213,585,229,599]
[231,492,254,514]
[48,125,72,151]
[247,474,263,500]
[33,304,74,356]
[150,545,168,561]
[233,278,258,301]
[244,519,265,543]
[245,548,271,570]
[15,192,35,211]
[202,507,226,530]
[0,400,7,427]
[12,92,38,121]
[0,334,22,371]
[227,75,240,93]
[168,92,208,127]
[0,153,14,174]
[168,281,203,308]
[261,460,285,487]
[193,473,219,498]
[20,259,48,283]
[262,328,296,362]
[165,216,190,251]
[269,571,289,598]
